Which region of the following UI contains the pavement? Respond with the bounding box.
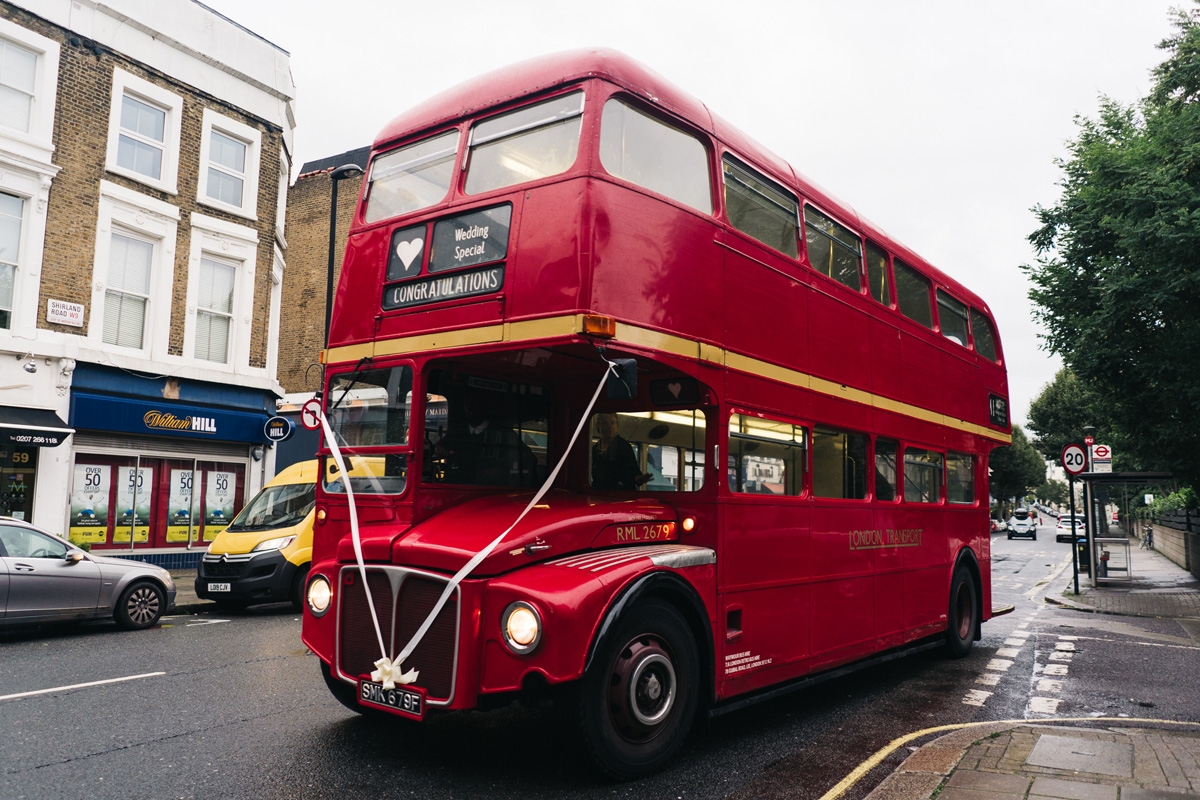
[167,531,1200,799]
[863,533,1200,800]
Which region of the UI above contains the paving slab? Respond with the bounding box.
[1025,734,1133,777]
[1029,776,1119,800]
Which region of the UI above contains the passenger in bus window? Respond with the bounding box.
[591,413,648,490]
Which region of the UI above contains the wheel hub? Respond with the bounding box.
[607,635,677,741]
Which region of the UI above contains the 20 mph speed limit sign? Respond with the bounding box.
[1061,443,1087,476]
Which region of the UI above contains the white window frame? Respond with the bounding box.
[105,69,183,194]
[0,18,59,161]
[275,147,288,248]
[185,212,258,371]
[88,181,180,360]
[266,245,284,379]
[198,109,261,220]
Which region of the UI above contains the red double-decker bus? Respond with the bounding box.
[300,49,1012,778]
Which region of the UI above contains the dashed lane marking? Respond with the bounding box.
[0,672,165,701]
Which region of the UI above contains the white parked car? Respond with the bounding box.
[1055,515,1086,543]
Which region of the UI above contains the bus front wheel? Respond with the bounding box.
[945,564,978,658]
[578,598,698,780]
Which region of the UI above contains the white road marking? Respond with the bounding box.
[186,619,230,626]
[0,672,165,701]
[1029,696,1061,714]
[997,647,1021,658]
[963,689,993,706]
[976,673,1001,686]
[986,658,1014,672]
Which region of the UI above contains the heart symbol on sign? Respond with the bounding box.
[668,382,682,398]
[395,238,424,270]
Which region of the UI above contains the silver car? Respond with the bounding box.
[0,517,176,630]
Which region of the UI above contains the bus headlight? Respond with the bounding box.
[307,575,332,616]
[502,601,542,654]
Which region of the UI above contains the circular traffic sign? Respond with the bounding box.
[1061,443,1087,476]
[300,398,323,431]
[1084,435,1095,446]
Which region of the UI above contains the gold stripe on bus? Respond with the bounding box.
[325,314,1011,444]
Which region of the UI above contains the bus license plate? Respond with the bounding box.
[208,583,231,592]
[358,680,424,720]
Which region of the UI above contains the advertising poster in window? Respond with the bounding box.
[69,464,110,545]
[204,470,236,540]
[167,469,197,543]
[113,466,152,543]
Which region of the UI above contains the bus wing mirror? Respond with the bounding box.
[606,359,637,400]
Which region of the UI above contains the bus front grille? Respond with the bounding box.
[336,566,459,705]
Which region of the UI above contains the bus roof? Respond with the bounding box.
[373,48,991,314]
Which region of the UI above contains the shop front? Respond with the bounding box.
[0,406,74,522]
[67,366,276,563]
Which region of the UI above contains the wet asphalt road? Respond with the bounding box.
[2,525,1197,800]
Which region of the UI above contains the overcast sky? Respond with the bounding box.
[199,0,1180,429]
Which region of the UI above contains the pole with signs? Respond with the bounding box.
[1061,443,1087,595]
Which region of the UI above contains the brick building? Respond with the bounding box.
[275,148,366,468]
[0,0,295,563]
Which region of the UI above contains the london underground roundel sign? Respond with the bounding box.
[1061,443,1087,476]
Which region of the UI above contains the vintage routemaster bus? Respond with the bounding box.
[300,49,1012,778]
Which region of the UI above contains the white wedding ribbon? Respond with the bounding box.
[320,358,618,690]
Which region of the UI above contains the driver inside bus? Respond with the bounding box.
[436,389,537,487]
[591,412,649,491]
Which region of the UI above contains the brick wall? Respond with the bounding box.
[279,170,363,393]
[1,2,285,369]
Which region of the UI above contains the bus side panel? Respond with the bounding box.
[940,348,979,429]
[898,327,942,411]
[505,180,589,321]
[721,231,810,374]
[871,504,906,651]
[808,505,875,666]
[333,227,390,346]
[899,505,949,641]
[807,283,872,395]
[717,498,811,696]
[870,317,902,402]
[589,181,723,344]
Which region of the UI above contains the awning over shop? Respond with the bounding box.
[0,407,74,447]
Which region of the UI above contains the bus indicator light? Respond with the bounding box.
[583,314,616,338]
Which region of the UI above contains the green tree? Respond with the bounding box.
[989,426,1047,513]
[1036,479,1069,507]
[1023,4,1200,487]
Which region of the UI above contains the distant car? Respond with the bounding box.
[990,519,1007,534]
[1007,509,1036,540]
[0,517,176,631]
[1055,514,1086,543]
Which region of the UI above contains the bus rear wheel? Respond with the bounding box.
[945,564,978,658]
[578,599,698,780]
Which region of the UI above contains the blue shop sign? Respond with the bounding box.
[71,392,270,443]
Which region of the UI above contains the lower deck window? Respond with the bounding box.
[946,452,975,504]
[727,413,806,496]
[904,448,943,503]
[812,427,867,499]
[589,409,705,492]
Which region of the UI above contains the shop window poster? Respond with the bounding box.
[167,469,198,543]
[69,464,110,544]
[204,470,236,541]
[113,466,152,543]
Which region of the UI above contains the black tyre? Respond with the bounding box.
[290,564,310,612]
[115,581,165,630]
[1006,533,1012,540]
[945,564,978,658]
[578,599,698,780]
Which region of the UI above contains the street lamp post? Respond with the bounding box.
[325,163,365,348]
[1082,425,1097,587]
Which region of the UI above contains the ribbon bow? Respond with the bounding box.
[371,656,419,690]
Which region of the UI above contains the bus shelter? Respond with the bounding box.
[1077,471,1171,587]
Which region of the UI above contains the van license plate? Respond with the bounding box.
[358,679,424,720]
[208,583,231,592]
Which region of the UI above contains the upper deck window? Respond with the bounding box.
[722,157,799,258]
[894,259,933,329]
[599,98,712,214]
[365,131,458,224]
[804,206,861,290]
[970,308,999,362]
[937,289,970,347]
[465,91,584,195]
[864,241,892,306]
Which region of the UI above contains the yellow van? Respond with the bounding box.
[195,460,317,611]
